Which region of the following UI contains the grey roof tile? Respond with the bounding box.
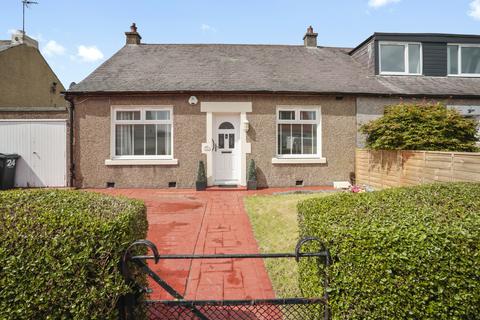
[68,43,480,96]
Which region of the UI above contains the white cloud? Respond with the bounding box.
[76,45,104,62]
[368,0,400,8]
[469,0,480,20]
[201,24,217,33]
[42,40,65,56]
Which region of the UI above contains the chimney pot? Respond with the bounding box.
[125,22,141,45]
[303,25,318,48]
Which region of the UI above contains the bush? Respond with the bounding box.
[0,189,147,320]
[197,160,207,182]
[360,103,479,152]
[297,183,480,319]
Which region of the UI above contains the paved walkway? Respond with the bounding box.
[93,187,331,300]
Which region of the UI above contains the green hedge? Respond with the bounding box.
[297,183,480,319]
[0,189,147,320]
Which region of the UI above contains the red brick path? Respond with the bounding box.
[92,187,332,300]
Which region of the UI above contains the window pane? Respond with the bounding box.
[300,111,316,120]
[279,124,291,154]
[145,125,156,155]
[156,124,171,155]
[408,44,421,74]
[448,45,459,75]
[146,110,170,120]
[380,44,405,73]
[228,134,235,149]
[462,47,480,74]
[302,124,314,154]
[115,124,133,155]
[279,111,295,120]
[116,111,140,120]
[292,124,302,154]
[133,125,145,155]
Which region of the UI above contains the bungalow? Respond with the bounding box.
[66,24,480,188]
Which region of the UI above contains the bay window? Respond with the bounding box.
[379,42,422,75]
[448,44,480,76]
[276,106,321,159]
[112,107,173,159]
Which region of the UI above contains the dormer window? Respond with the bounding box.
[379,42,422,75]
[448,44,480,76]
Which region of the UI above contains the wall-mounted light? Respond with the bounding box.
[188,96,198,106]
[243,119,250,132]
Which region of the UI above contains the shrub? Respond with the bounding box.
[297,183,480,319]
[360,103,479,152]
[247,159,257,181]
[197,160,207,183]
[0,189,147,320]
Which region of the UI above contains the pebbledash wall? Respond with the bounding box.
[72,94,356,188]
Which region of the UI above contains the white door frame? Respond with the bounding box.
[201,102,252,186]
[212,114,240,184]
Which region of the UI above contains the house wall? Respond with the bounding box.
[356,96,480,147]
[350,38,375,74]
[0,45,66,109]
[72,94,356,188]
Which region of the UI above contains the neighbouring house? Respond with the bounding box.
[0,31,69,187]
[65,24,480,189]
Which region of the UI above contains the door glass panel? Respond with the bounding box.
[228,134,235,148]
[219,122,234,129]
[218,134,225,149]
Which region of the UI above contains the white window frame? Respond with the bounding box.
[110,105,174,161]
[447,43,480,77]
[275,106,323,160]
[379,41,423,76]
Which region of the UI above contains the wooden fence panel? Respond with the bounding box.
[355,149,480,189]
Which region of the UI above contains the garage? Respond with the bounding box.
[0,119,67,187]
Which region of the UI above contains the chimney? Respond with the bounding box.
[303,26,318,48]
[11,30,38,49]
[125,23,141,45]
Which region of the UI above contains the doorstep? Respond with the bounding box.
[206,186,248,191]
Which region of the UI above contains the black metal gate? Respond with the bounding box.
[119,237,331,320]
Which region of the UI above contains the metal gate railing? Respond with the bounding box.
[119,237,331,320]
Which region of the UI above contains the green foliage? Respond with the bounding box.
[0,189,147,320]
[360,103,479,152]
[196,160,207,182]
[247,159,257,181]
[297,183,480,319]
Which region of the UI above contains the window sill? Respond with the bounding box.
[105,159,178,166]
[271,157,327,164]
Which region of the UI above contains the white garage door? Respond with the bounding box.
[0,120,67,187]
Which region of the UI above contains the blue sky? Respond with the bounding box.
[2,0,480,87]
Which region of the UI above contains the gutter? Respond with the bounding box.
[63,90,480,100]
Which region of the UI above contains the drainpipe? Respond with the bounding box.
[65,95,75,188]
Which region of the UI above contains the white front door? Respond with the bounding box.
[0,120,67,187]
[213,114,240,185]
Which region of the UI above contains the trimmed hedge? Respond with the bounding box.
[297,183,480,319]
[0,189,147,320]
